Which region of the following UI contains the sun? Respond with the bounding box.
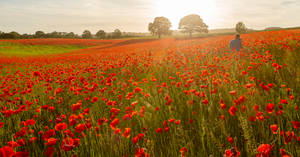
[154,0,217,29]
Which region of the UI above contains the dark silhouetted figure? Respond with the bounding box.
[230,34,242,52]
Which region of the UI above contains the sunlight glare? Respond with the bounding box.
[154,0,217,29]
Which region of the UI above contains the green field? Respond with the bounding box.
[0,42,87,56]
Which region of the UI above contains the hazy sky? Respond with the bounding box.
[1,0,300,34]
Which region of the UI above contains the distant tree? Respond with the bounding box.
[0,31,3,39]
[48,31,59,38]
[0,31,20,39]
[35,31,45,38]
[148,23,155,36]
[21,34,33,39]
[9,31,21,39]
[82,30,92,38]
[96,30,106,39]
[59,32,68,37]
[179,14,208,37]
[0,33,6,39]
[112,29,122,38]
[235,22,247,34]
[66,32,75,38]
[149,17,172,38]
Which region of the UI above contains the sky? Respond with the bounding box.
[0,0,300,34]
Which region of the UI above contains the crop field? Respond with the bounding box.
[0,39,124,56]
[0,30,299,157]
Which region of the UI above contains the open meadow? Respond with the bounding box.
[0,30,299,157]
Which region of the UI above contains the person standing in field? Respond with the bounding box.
[230,34,242,52]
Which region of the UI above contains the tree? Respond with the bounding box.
[48,31,59,38]
[9,31,20,39]
[235,22,247,34]
[179,14,208,37]
[0,32,20,39]
[21,34,33,39]
[113,29,122,38]
[35,31,45,38]
[112,29,122,38]
[82,30,92,38]
[148,17,172,38]
[58,32,68,37]
[66,32,76,38]
[96,30,106,39]
[148,23,155,36]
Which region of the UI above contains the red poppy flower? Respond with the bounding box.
[168,118,175,123]
[122,128,131,138]
[109,118,119,130]
[175,120,181,125]
[0,146,15,157]
[220,103,226,109]
[75,124,86,133]
[229,106,237,116]
[202,99,209,105]
[156,128,163,133]
[55,123,67,131]
[73,138,80,147]
[224,147,240,157]
[45,147,55,157]
[280,149,291,157]
[256,144,271,157]
[97,118,105,126]
[270,124,278,134]
[180,147,188,157]
[45,138,58,146]
[54,88,63,95]
[14,150,29,157]
[114,128,121,134]
[83,108,90,114]
[280,99,288,104]
[42,129,55,141]
[91,96,98,103]
[229,90,236,96]
[135,148,149,157]
[72,102,82,111]
[0,122,4,128]
[227,136,234,144]
[7,141,19,148]
[110,108,120,115]
[25,119,35,126]
[132,136,139,144]
[61,137,74,151]
[16,138,26,146]
[32,71,41,77]
[266,103,274,114]
[134,87,142,93]
[292,121,299,130]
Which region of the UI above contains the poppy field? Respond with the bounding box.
[0,30,299,157]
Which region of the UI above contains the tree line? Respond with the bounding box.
[0,13,248,39]
[0,29,126,39]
